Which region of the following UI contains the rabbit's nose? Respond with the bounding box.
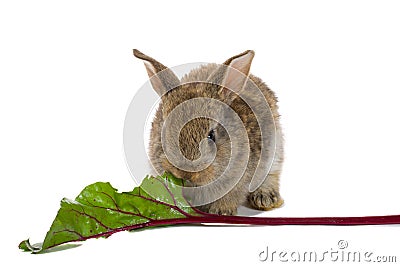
[167,168,189,180]
[171,169,196,182]
[169,169,182,179]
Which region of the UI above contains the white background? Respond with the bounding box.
[1,0,400,266]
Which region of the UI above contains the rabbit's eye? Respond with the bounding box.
[207,129,216,142]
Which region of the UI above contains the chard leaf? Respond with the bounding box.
[19,173,201,253]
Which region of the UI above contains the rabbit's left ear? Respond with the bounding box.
[133,49,180,97]
[208,50,255,101]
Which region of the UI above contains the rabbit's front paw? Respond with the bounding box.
[206,203,237,216]
[248,188,284,211]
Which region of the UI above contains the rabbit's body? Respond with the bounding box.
[134,50,284,215]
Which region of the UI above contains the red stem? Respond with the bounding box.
[91,214,400,239]
[149,214,400,226]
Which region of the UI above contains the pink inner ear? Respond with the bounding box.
[230,51,254,75]
[222,51,254,93]
[143,61,165,96]
[143,61,156,77]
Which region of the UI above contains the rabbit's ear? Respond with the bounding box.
[133,49,180,96]
[208,50,255,102]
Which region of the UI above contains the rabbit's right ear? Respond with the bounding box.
[207,50,255,103]
[133,49,180,96]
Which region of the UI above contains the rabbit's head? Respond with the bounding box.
[134,49,255,186]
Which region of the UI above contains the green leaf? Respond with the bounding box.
[20,173,202,253]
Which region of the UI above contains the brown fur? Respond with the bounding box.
[134,49,284,215]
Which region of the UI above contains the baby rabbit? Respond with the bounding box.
[133,49,284,215]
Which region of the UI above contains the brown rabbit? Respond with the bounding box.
[133,49,284,215]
